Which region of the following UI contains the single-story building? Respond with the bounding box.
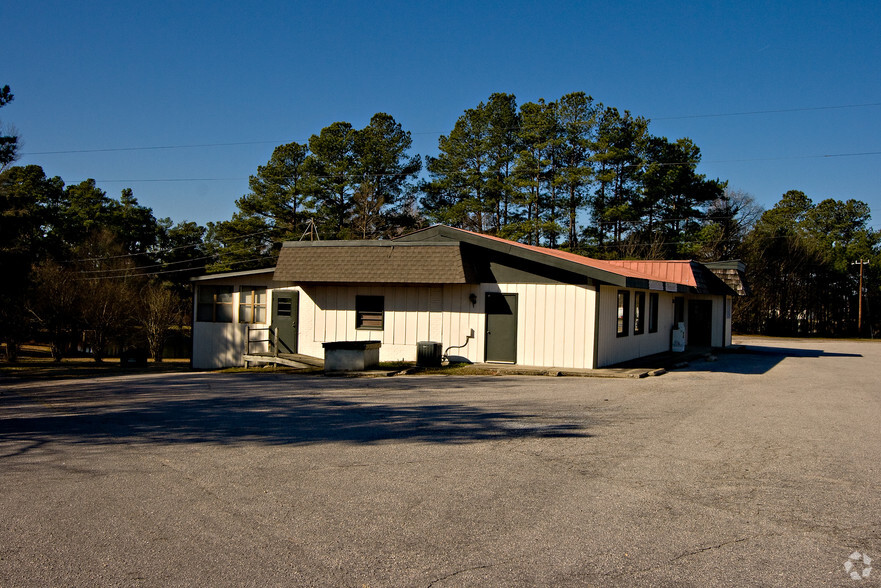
[191,225,746,370]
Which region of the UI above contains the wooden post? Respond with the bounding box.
[273,327,279,357]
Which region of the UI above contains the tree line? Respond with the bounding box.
[734,190,879,337]
[1,86,879,362]
[0,164,208,361]
[210,92,729,269]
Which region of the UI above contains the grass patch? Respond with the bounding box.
[0,344,191,382]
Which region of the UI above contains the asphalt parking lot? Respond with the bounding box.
[1,337,879,587]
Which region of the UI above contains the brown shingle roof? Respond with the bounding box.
[274,242,472,284]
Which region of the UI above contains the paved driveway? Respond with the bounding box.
[1,338,879,586]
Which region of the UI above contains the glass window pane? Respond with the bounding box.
[197,303,214,322]
[216,304,233,323]
[216,289,233,304]
[617,291,629,337]
[198,287,215,303]
[634,292,645,335]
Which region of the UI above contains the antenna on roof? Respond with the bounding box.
[300,218,320,242]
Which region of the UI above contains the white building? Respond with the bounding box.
[191,226,746,370]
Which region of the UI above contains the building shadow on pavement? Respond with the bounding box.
[682,345,863,375]
[0,375,592,455]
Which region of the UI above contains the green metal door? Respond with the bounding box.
[485,292,517,363]
[271,291,299,354]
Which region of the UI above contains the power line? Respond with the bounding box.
[60,149,881,185]
[77,253,218,275]
[653,102,881,120]
[23,140,286,156]
[21,101,881,157]
[79,256,274,281]
[68,227,275,262]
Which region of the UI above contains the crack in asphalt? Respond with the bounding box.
[669,535,755,562]
[426,562,497,587]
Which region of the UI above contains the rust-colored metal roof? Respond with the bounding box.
[603,260,698,287]
[405,226,698,287]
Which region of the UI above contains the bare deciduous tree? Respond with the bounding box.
[138,282,183,362]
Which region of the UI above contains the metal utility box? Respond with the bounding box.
[322,341,381,372]
[416,341,443,367]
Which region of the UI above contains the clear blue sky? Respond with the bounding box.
[4,0,880,229]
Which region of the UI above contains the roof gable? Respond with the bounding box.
[264,225,742,294]
[395,225,709,290]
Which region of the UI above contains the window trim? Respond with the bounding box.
[238,286,267,324]
[196,285,234,323]
[355,295,384,331]
[616,290,630,337]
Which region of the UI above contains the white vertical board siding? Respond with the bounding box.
[297,284,478,362]
[295,282,597,368]
[595,285,678,368]
[428,287,443,341]
[723,296,732,346]
[440,284,482,362]
[192,279,278,369]
[494,283,597,370]
[595,286,727,367]
[192,322,247,369]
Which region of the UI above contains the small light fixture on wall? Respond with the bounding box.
[469,293,478,306]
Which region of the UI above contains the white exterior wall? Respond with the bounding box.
[195,278,730,370]
[191,274,282,369]
[723,295,733,346]
[296,282,599,369]
[596,285,677,368]
[595,285,727,367]
[297,284,450,362]
[500,283,597,369]
[192,322,250,369]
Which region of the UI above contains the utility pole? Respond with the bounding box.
[853,259,869,335]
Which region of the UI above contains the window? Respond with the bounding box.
[239,286,267,324]
[356,295,384,330]
[649,293,659,333]
[616,290,630,337]
[197,286,233,322]
[634,292,645,335]
[276,296,292,317]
